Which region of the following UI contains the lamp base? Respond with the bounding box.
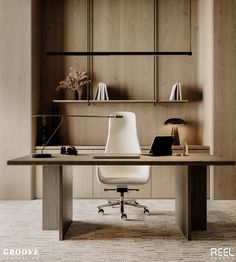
[171,126,180,145]
[32,153,52,158]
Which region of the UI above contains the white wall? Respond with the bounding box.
[0,0,33,199]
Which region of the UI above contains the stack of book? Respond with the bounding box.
[94,82,109,100]
[169,82,182,100]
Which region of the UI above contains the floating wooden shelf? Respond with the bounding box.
[90,100,156,103]
[53,100,89,103]
[53,99,189,104]
[53,100,156,103]
[158,100,189,103]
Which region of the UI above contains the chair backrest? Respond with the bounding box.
[105,111,141,154]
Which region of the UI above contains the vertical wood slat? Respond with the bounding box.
[175,165,207,240]
[213,0,236,200]
[189,166,207,230]
[43,166,61,230]
[92,0,155,101]
[175,166,191,240]
[59,166,73,240]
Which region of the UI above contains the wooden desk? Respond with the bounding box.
[7,154,235,240]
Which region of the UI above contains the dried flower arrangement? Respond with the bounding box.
[56,67,90,92]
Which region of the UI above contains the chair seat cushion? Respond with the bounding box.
[97,166,150,185]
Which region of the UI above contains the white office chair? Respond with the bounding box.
[97,111,151,220]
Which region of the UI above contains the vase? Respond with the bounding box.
[77,87,87,100]
[64,89,78,100]
[77,89,81,100]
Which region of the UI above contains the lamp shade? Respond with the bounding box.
[164,118,186,126]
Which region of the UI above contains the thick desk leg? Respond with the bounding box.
[175,166,207,240]
[59,166,73,240]
[189,166,207,231]
[175,166,191,240]
[43,166,61,230]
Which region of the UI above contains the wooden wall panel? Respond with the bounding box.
[0,0,32,199]
[152,166,176,198]
[73,149,93,198]
[157,0,191,51]
[46,0,87,52]
[42,0,88,113]
[92,0,155,100]
[92,57,155,100]
[93,0,154,52]
[213,0,236,199]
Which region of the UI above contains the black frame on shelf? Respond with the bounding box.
[47,51,192,56]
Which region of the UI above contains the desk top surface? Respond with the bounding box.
[7,154,235,166]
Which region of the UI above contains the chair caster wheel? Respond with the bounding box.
[121,214,127,220]
[98,208,104,215]
[144,209,149,215]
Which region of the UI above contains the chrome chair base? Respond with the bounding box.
[97,188,149,219]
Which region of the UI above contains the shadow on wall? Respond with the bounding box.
[184,120,202,144]
[107,85,129,100]
[184,85,203,102]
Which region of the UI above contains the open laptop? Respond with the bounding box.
[149,136,174,156]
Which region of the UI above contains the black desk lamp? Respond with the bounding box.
[32,114,123,158]
[164,118,186,145]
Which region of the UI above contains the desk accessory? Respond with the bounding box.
[164,118,186,145]
[32,114,123,158]
[61,146,77,155]
[149,136,174,156]
[183,141,189,156]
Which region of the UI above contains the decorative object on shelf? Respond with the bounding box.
[61,146,77,155]
[32,114,123,158]
[164,118,186,145]
[56,67,91,100]
[64,89,78,100]
[94,82,109,100]
[169,82,183,101]
[183,141,189,156]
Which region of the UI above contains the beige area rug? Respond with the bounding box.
[0,199,236,262]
